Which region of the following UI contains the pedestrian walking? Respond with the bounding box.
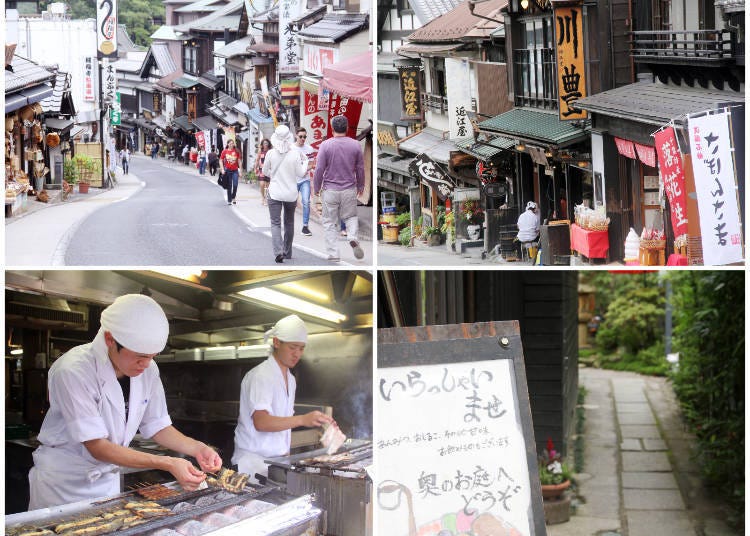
[219,139,242,206]
[181,144,189,165]
[208,146,219,176]
[312,115,365,261]
[119,147,130,174]
[293,127,315,236]
[151,142,159,160]
[198,146,207,175]
[263,125,308,263]
[254,139,272,206]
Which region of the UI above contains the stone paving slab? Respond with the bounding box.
[616,402,650,413]
[642,439,668,451]
[622,472,679,489]
[620,438,642,451]
[547,515,621,536]
[626,510,694,536]
[622,451,672,472]
[624,488,686,510]
[620,425,662,438]
[617,412,657,425]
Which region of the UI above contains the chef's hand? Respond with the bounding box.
[301,410,333,428]
[195,444,222,473]
[168,457,206,491]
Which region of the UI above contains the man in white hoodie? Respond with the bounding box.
[263,125,309,263]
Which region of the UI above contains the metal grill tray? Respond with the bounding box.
[266,439,372,472]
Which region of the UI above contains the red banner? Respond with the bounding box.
[634,142,656,168]
[195,130,206,150]
[303,89,327,152]
[327,93,363,139]
[654,127,688,238]
[614,137,636,159]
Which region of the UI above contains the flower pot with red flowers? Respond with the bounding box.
[539,438,572,524]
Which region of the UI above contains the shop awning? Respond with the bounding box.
[455,135,515,161]
[5,83,54,113]
[321,50,372,103]
[246,106,274,125]
[192,115,220,131]
[172,75,201,89]
[395,43,464,56]
[172,115,194,131]
[479,108,589,147]
[397,127,457,164]
[574,82,745,127]
[44,117,75,133]
[198,74,223,90]
[377,155,413,176]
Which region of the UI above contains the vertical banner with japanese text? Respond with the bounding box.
[195,130,206,150]
[445,58,473,139]
[654,127,689,239]
[110,92,121,125]
[327,94,363,139]
[302,88,327,153]
[96,0,118,59]
[83,57,96,102]
[553,3,587,120]
[278,0,303,74]
[398,65,421,121]
[102,59,117,105]
[377,320,546,536]
[688,111,743,264]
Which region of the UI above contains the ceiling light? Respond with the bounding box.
[150,269,205,281]
[278,282,329,302]
[515,143,526,152]
[238,288,347,323]
[10,348,23,355]
[520,0,529,8]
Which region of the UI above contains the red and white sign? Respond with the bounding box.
[96,0,118,58]
[327,93,362,139]
[614,137,636,159]
[634,142,656,168]
[195,131,206,150]
[83,57,96,102]
[302,88,327,152]
[688,111,743,265]
[303,44,338,76]
[654,127,688,239]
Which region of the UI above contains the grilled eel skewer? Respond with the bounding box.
[206,467,250,493]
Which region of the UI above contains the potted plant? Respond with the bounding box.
[539,438,572,500]
[63,157,78,198]
[423,225,442,246]
[441,210,456,251]
[463,200,484,240]
[72,155,100,193]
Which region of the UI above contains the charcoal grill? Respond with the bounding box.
[266,439,372,536]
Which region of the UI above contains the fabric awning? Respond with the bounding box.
[5,84,54,113]
[321,50,372,103]
[192,115,220,131]
[478,108,589,147]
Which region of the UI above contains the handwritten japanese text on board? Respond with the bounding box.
[554,4,587,121]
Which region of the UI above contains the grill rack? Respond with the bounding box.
[292,444,372,473]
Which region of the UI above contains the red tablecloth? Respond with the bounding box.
[570,223,609,259]
[667,253,688,266]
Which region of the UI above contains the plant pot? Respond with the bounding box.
[427,234,441,246]
[467,224,481,241]
[78,182,90,194]
[381,224,400,243]
[541,480,570,500]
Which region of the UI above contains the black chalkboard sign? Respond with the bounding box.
[377,321,546,536]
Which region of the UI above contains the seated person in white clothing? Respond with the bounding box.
[517,201,541,243]
[232,315,333,482]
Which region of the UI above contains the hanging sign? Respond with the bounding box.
[688,111,743,265]
[304,44,338,76]
[409,153,455,201]
[398,65,421,121]
[614,137,636,159]
[377,322,545,536]
[96,0,118,59]
[634,142,656,168]
[654,127,688,239]
[83,57,96,102]
[195,130,206,150]
[109,92,121,125]
[279,0,304,74]
[553,3,587,120]
[102,59,117,105]
[327,94,362,139]
[446,58,472,139]
[302,88,327,152]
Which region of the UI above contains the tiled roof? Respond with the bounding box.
[156,69,185,90]
[478,108,589,146]
[246,106,273,124]
[409,0,463,25]
[397,127,456,164]
[297,13,369,44]
[248,42,279,54]
[40,71,68,113]
[406,0,507,42]
[151,42,178,74]
[175,0,226,13]
[175,0,244,33]
[6,54,55,93]
[455,135,515,161]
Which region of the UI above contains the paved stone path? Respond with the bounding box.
[549,367,737,536]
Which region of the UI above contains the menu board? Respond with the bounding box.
[377,322,545,536]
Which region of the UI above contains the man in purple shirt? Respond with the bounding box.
[313,115,365,261]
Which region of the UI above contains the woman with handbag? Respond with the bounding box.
[262,125,308,263]
[254,139,272,206]
[219,139,242,205]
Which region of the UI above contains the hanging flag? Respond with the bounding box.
[280,78,300,107]
[195,131,206,150]
[326,94,362,139]
[654,127,688,240]
[634,142,656,168]
[687,111,743,265]
[409,153,455,201]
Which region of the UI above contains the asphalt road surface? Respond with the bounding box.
[64,157,325,266]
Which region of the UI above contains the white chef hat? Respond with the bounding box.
[264,314,308,344]
[100,294,170,354]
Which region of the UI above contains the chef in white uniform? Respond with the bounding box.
[232,315,332,481]
[28,294,223,510]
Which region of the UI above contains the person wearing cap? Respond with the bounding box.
[28,294,223,510]
[232,315,333,482]
[263,125,309,263]
[312,115,365,262]
[517,201,540,242]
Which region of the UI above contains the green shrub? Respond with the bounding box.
[398,226,411,246]
[596,286,665,354]
[395,212,411,227]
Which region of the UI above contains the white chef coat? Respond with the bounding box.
[28,330,172,510]
[517,209,541,242]
[232,355,296,480]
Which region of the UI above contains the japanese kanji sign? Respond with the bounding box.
[327,93,362,139]
[83,57,96,102]
[409,153,456,202]
[102,59,117,105]
[654,127,689,239]
[687,111,743,265]
[553,4,587,120]
[302,88,327,152]
[377,322,545,536]
[398,65,421,121]
[278,0,303,74]
[446,58,473,139]
[109,92,121,125]
[96,0,118,59]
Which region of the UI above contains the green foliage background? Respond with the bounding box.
[41,0,165,47]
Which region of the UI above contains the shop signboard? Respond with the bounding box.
[304,44,338,76]
[377,322,545,536]
[102,60,117,105]
[302,88,327,153]
[687,111,743,265]
[553,3,587,120]
[654,127,689,239]
[327,94,362,139]
[409,153,455,202]
[279,0,304,74]
[96,0,118,59]
[446,58,473,139]
[109,92,121,126]
[397,65,421,121]
[83,57,96,102]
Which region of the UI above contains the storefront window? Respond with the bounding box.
[514,17,556,109]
